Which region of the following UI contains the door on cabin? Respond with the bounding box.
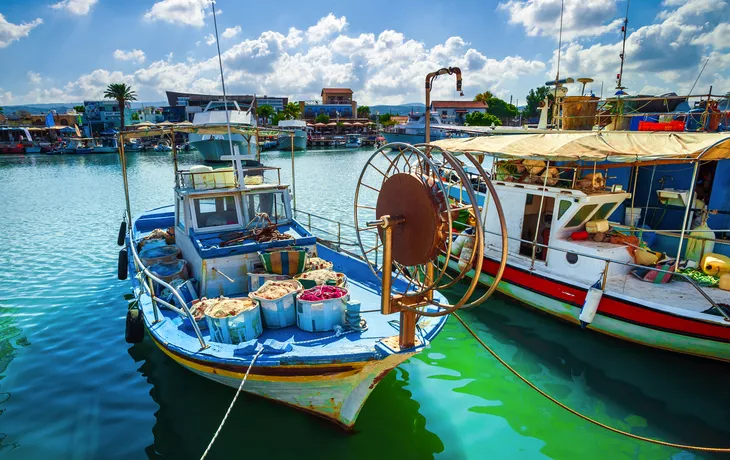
[519,193,555,261]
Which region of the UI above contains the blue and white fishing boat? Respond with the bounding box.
[94,136,119,153]
[382,112,449,144]
[189,101,257,162]
[277,119,307,151]
[115,127,505,429]
[64,138,94,154]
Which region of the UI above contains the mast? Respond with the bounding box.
[210,1,242,184]
[615,0,630,91]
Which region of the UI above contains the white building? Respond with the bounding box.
[432,100,488,125]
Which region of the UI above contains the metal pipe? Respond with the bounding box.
[530,160,551,269]
[290,132,296,210]
[381,223,394,315]
[118,134,133,226]
[675,161,700,270]
[425,67,462,144]
[641,164,656,229]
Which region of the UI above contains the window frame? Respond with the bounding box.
[242,190,292,225]
[176,196,186,232]
[189,193,243,233]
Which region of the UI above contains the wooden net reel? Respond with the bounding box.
[354,143,508,348]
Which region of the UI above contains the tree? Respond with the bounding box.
[315,113,330,123]
[131,112,139,121]
[474,91,493,103]
[357,105,370,118]
[465,112,502,127]
[73,105,85,113]
[378,113,392,124]
[103,83,137,132]
[522,86,555,122]
[258,104,275,126]
[486,97,518,122]
[282,102,301,120]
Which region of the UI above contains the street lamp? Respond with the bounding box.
[424,67,462,143]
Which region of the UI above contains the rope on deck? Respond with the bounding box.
[453,312,730,453]
[200,348,264,460]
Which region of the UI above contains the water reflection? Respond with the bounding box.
[0,303,31,456]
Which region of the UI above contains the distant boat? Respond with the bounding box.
[381,112,449,144]
[154,140,173,152]
[344,133,362,148]
[189,100,256,162]
[94,137,119,154]
[125,138,145,152]
[277,119,307,151]
[64,138,94,154]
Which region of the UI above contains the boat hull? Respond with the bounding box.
[151,335,412,428]
[278,135,307,151]
[450,256,730,362]
[191,138,253,162]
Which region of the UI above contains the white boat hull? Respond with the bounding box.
[191,138,254,162]
[278,134,307,151]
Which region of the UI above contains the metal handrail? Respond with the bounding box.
[127,230,208,349]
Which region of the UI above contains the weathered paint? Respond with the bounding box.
[448,258,730,362]
[152,335,412,428]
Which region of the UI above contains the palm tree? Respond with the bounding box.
[258,104,275,126]
[103,83,137,132]
[282,102,301,120]
[474,91,493,103]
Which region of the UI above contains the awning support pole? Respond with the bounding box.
[675,161,700,270]
[531,160,551,270]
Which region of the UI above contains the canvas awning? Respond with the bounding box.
[431,132,730,162]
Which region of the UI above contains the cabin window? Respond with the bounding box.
[193,195,240,229]
[565,204,598,228]
[592,202,618,221]
[557,200,572,220]
[244,192,288,224]
[176,197,185,231]
[519,193,555,260]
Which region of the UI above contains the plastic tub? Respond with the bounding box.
[247,271,290,292]
[140,245,181,266]
[149,259,188,284]
[249,280,302,328]
[204,298,263,344]
[296,286,349,332]
[294,270,347,289]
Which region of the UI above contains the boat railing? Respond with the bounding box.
[293,208,361,246]
[455,218,730,322]
[175,165,282,190]
[126,230,208,349]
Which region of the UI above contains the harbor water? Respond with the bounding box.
[2,148,730,459]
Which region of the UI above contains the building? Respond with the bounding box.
[166,91,288,121]
[321,88,353,104]
[83,100,133,134]
[432,100,488,125]
[300,88,362,122]
[2,112,80,127]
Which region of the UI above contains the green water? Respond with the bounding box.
[1,149,729,459]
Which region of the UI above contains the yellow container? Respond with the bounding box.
[720,274,730,291]
[635,248,660,266]
[701,253,730,276]
[586,220,609,234]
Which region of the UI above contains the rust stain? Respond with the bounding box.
[369,366,395,389]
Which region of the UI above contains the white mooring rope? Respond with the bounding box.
[200,348,264,460]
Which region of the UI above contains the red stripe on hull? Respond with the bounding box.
[479,256,730,343]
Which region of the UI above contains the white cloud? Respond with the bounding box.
[0,14,42,48]
[205,33,216,46]
[4,14,547,104]
[499,0,623,40]
[28,71,42,85]
[692,23,730,50]
[222,25,241,39]
[50,0,98,15]
[113,49,146,64]
[0,89,14,105]
[144,0,210,27]
[307,13,347,43]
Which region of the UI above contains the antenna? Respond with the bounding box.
[616,0,631,91]
[210,1,242,183]
[553,0,565,129]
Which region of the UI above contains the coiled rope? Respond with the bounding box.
[452,312,730,453]
[200,348,264,460]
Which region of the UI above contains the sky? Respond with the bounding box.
[0,0,729,107]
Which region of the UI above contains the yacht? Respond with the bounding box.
[189,100,256,162]
[94,137,119,153]
[381,112,449,144]
[277,119,307,151]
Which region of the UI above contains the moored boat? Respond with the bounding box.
[64,138,95,154]
[277,119,307,151]
[189,100,256,162]
[344,133,362,148]
[434,132,730,362]
[153,140,173,152]
[382,112,449,144]
[94,137,119,153]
